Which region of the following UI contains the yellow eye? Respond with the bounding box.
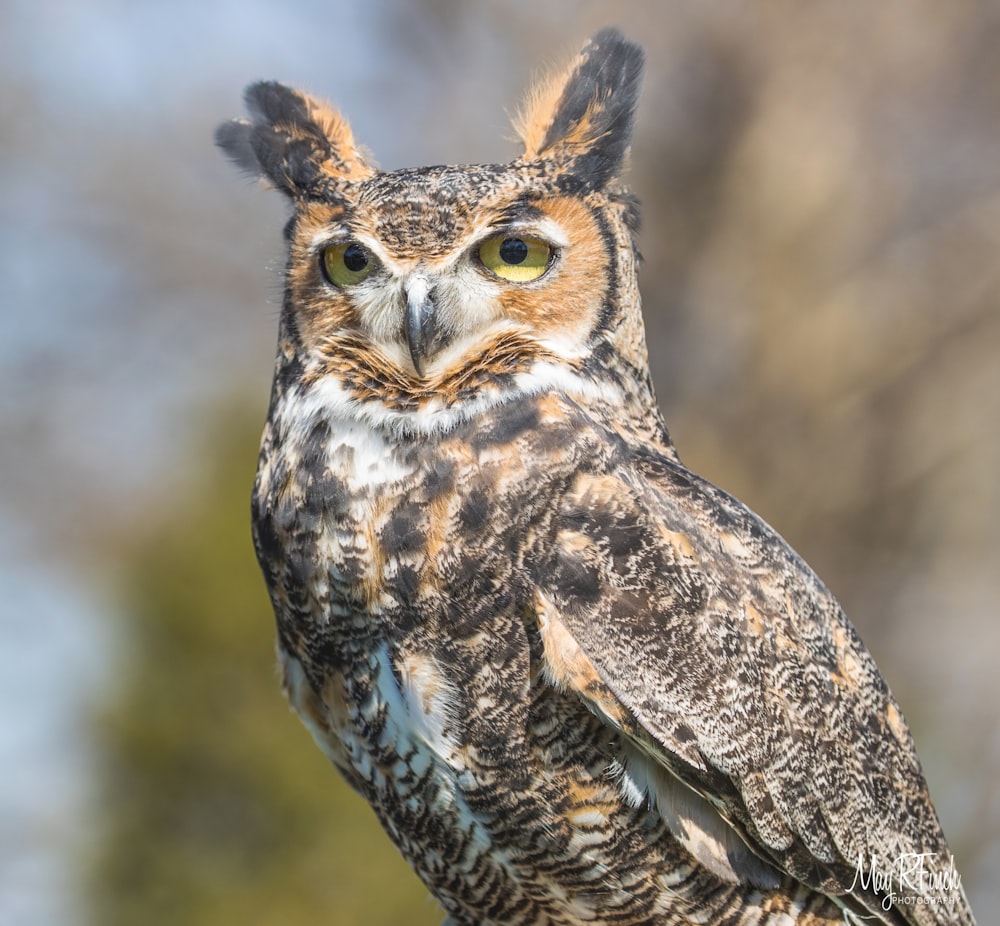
[478,235,553,283]
[320,242,376,287]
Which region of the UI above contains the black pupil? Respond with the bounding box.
[343,244,369,272]
[499,238,529,265]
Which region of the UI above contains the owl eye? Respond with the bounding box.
[478,235,553,283]
[320,242,376,287]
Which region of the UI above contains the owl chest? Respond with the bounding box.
[258,415,433,624]
[261,406,546,636]
[261,413,682,922]
[262,419,476,796]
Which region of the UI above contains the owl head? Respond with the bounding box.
[217,29,664,441]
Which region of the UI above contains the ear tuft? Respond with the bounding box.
[215,81,374,199]
[515,28,644,190]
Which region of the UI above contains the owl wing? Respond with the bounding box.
[534,447,972,926]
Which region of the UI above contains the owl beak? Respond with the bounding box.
[404,277,442,377]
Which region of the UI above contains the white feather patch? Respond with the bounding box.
[289,351,620,439]
[280,650,348,768]
[397,651,462,767]
[615,741,781,889]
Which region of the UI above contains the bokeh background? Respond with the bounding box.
[2,1,998,923]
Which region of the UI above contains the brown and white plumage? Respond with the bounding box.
[217,29,976,926]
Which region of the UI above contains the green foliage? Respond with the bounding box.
[88,408,441,926]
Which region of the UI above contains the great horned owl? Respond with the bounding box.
[216,29,976,926]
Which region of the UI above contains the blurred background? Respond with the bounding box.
[1,1,998,923]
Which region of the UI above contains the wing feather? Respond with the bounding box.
[535,449,974,926]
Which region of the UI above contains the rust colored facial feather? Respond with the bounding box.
[307,329,563,411]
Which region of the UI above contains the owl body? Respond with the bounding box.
[255,382,847,925]
[219,30,976,926]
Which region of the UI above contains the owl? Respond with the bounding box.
[217,29,976,926]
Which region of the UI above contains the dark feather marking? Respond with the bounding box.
[422,457,456,501]
[381,501,426,558]
[392,563,421,603]
[473,400,540,449]
[458,487,490,533]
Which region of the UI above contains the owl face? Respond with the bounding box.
[218,30,647,430]
[285,168,613,380]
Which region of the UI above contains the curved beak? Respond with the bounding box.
[404,276,443,377]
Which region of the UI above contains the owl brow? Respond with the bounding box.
[491,217,569,252]
[307,224,366,252]
[493,200,545,226]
